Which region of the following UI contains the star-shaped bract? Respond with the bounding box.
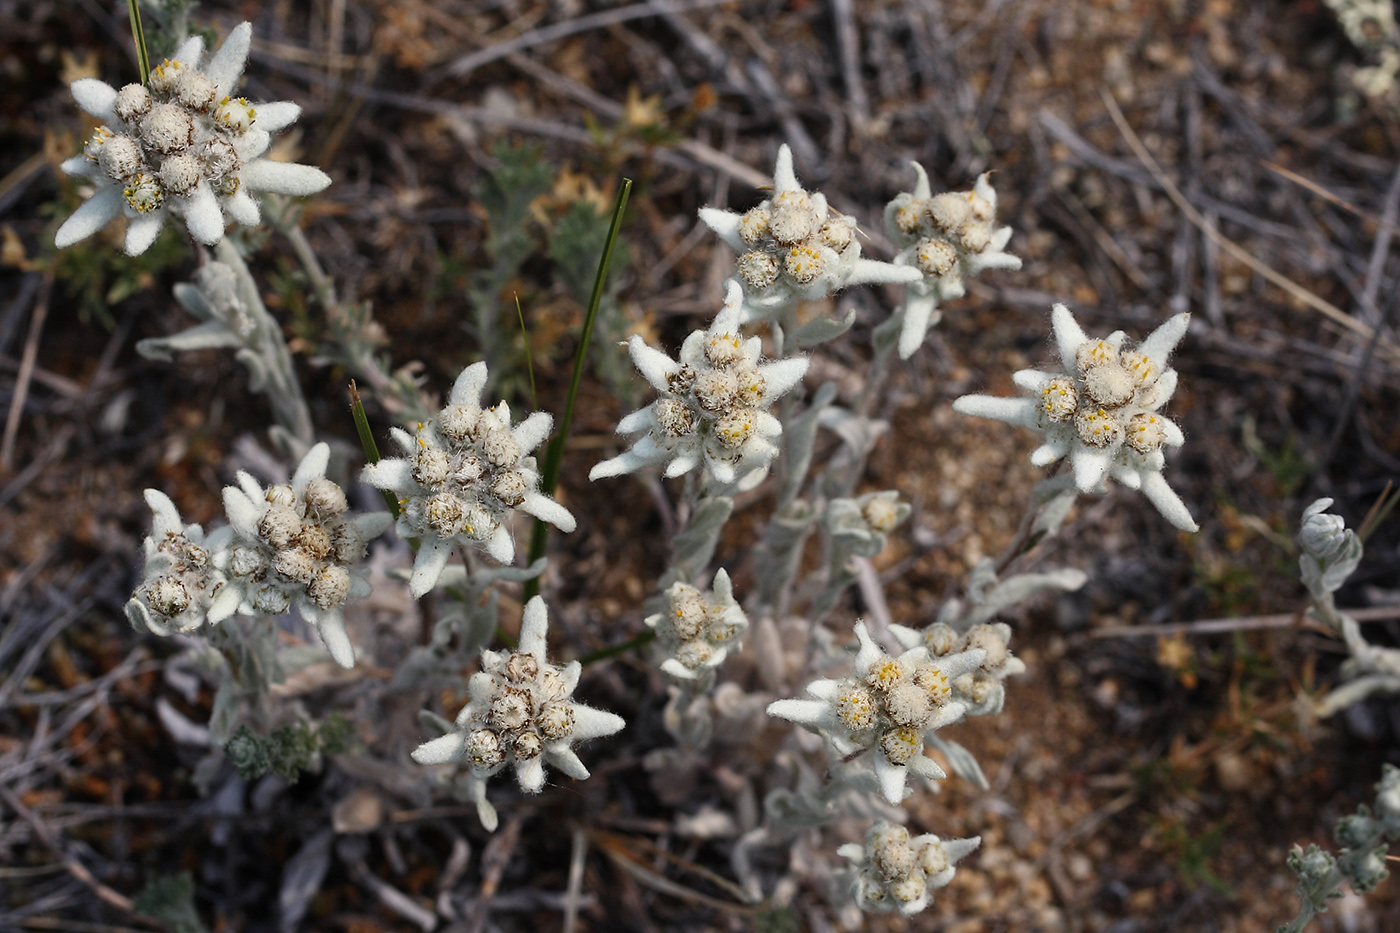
[952,304,1197,532]
[361,362,576,598]
[838,822,981,916]
[411,596,626,831]
[589,281,809,486]
[222,442,391,668]
[644,568,749,680]
[883,164,1022,358]
[699,145,920,328]
[55,23,330,256]
[766,622,985,805]
[126,489,238,636]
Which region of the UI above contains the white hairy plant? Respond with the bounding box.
[883,165,1022,358]
[838,821,981,916]
[221,443,392,668]
[56,22,330,256]
[645,568,749,680]
[767,621,989,805]
[953,303,1197,531]
[127,489,238,635]
[588,280,809,485]
[411,596,626,831]
[699,145,921,336]
[361,361,576,597]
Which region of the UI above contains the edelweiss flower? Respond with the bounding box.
[645,568,749,680]
[883,164,1022,358]
[411,596,626,831]
[589,281,808,486]
[890,621,1025,718]
[221,443,392,668]
[838,822,981,916]
[126,489,238,636]
[55,23,330,256]
[766,622,986,804]
[952,304,1197,532]
[361,362,575,598]
[699,145,920,328]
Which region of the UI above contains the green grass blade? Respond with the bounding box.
[349,380,401,518]
[524,178,632,600]
[126,0,152,85]
[515,292,537,411]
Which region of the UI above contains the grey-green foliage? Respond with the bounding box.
[1298,499,1398,717]
[224,714,355,781]
[811,491,912,621]
[390,558,547,690]
[133,871,207,933]
[1280,764,1400,933]
[547,199,636,404]
[465,141,555,392]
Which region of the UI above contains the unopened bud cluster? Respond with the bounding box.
[904,621,1026,718]
[228,475,362,617]
[838,822,980,916]
[363,362,575,597]
[411,598,625,831]
[645,568,749,680]
[589,282,809,486]
[767,622,989,804]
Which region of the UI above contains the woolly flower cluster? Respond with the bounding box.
[883,165,1022,358]
[126,444,389,669]
[890,621,1026,719]
[222,444,392,668]
[953,303,1197,531]
[411,597,626,831]
[645,568,749,680]
[838,822,980,916]
[767,622,987,805]
[589,281,809,486]
[699,146,920,326]
[127,490,238,635]
[56,23,330,256]
[362,362,576,598]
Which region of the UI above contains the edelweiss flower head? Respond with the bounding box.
[766,622,987,804]
[698,145,920,327]
[890,621,1026,718]
[361,362,576,598]
[126,489,238,636]
[411,596,626,830]
[589,281,809,486]
[55,23,331,256]
[883,164,1022,358]
[952,304,1197,532]
[837,821,981,916]
[221,443,392,668]
[644,568,749,680]
[826,491,912,554]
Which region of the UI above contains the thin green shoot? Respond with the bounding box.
[577,629,655,667]
[126,0,152,85]
[523,178,632,601]
[515,292,537,411]
[349,380,401,519]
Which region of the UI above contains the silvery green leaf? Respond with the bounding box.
[418,709,456,734]
[964,558,999,605]
[1031,475,1080,541]
[235,347,271,393]
[173,282,216,321]
[966,568,1088,626]
[436,557,548,588]
[871,312,903,361]
[791,308,857,349]
[672,496,734,582]
[755,499,817,606]
[927,733,989,790]
[279,829,333,933]
[817,405,888,461]
[1315,674,1400,718]
[208,680,242,746]
[136,322,242,362]
[277,644,333,675]
[779,382,837,509]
